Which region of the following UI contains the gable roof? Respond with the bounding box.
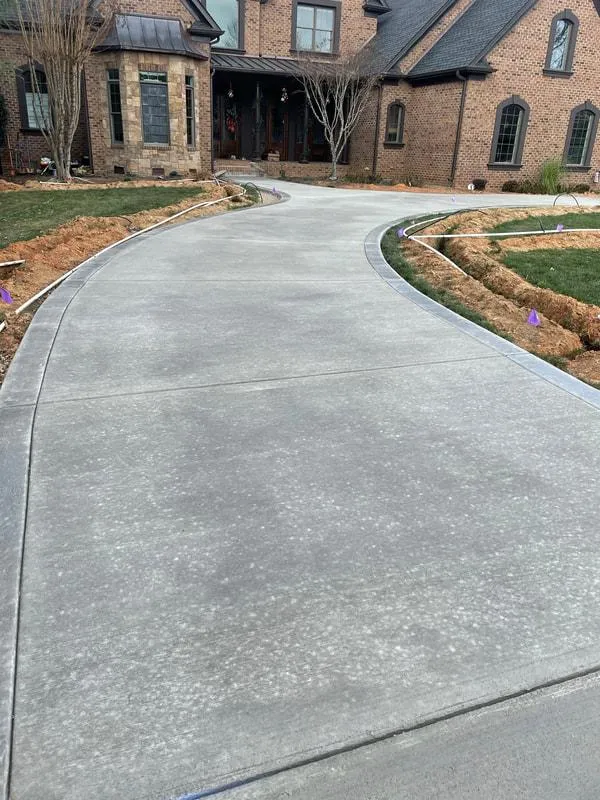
[409,0,535,78]
[370,0,461,74]
[97,14,209,59]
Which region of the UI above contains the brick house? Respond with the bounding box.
[1,0,600,188]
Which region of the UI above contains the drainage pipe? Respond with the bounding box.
[450,71,468,187]
[412,227,600,240]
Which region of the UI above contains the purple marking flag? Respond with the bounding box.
[451,196,457,203]
[556,223,564,232]
[0,287,13,304]
[397,227,405,238]
[527,308,541,327]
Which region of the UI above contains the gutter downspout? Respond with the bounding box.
[450,70,467,187]
[210,67,216,172]
[371,80,383,177]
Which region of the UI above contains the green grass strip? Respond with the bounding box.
[493,211,600,235]
[0,186,207,249]
[502,248,600,306]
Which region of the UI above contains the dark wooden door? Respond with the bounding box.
[214,95,241,158]
[266,103,288,158]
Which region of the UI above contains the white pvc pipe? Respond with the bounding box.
[406,235,468,276]
[0,260,25,268]
[13,189,246,316]
[402,216,448,236]
[413,227,600,240]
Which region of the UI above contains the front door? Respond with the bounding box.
[214,94,241,159]
[266,103,288,159]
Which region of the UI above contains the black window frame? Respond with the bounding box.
[185,74,195,148]
[139,70,170,146]
[15,63,50,132]
[291,0,341,55]
[563,101,599,169]
[383,101,405,147]
[544,9,579,76]
[489,96,530,169]
[207,0,245,51]
[107,68,124,145]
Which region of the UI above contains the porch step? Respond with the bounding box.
[215,159,265,178]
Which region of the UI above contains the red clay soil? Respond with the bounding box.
[0,179,251,385]
[400,205,600,386]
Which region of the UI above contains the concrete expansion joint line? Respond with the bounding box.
[35,354,504,407]
[175,661,600,800]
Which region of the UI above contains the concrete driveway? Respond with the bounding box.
[1,182,600,800]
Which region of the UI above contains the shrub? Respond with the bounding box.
[502,180,520,192]
[570,183,591,193]
[472,178,487,191]
[539,158,564,194]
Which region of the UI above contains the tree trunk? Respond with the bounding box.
[329,156,338,181]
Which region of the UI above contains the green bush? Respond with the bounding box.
[502,180,520,193]
[568,183,590,193]
[539,158,564,194]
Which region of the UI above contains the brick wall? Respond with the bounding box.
[238,0,377,58]
[0,30,89,175]
[85,50,212,177]
[455,0,600,189]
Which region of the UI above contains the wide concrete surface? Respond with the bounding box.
[2,182,600,800]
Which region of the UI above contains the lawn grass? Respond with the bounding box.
[493,211,600,235]
[381,228,510,340]
[0,185,207,249]
[502,248,600,306]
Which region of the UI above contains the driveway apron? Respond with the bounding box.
[2,183,600,799]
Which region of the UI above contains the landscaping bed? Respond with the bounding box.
[0,178,257,384]
[382,206,600,388]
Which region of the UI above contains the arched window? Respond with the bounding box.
[384,102,404,145]
[16,65,50,130]
[565,102,599,167]
[490,97,530,166]
[545,10,578,74]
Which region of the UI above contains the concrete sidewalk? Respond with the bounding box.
[1,183,600,800]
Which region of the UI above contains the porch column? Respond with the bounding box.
[253,80,261,160]
[300,100,309,163]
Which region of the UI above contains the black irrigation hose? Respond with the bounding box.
[554,192,581,207]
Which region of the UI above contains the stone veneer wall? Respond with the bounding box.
[85,49,212,177]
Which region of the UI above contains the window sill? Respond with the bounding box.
[143,143,171,149]
[212,47,246,55]
[289,48,339,57]
[20,128,45,135]
[110,143,125,148]
[383,141,405,149]
[543,68,574,78]
[564,164,591,172]
[487,163,523,170]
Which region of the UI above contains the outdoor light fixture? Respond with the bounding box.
[227,84,234,99]
[281,87,288,103]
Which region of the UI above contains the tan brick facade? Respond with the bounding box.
[3,0,600,185]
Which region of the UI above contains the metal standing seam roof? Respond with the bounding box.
[97,14,208,60]
[409,0,535,77]
[211,53,302,75]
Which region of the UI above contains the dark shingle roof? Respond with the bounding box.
[97,14,208,59]
[370,0,460,74]
[211,53,301,75]
[409,0,534,77]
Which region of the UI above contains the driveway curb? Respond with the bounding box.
[364,217,600,412]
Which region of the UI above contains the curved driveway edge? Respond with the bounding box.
[364,220,600,412]
[1,182,600,800]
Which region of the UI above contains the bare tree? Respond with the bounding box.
[297,50,382,180]
[15,0,116,181]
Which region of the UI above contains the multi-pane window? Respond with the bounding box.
[494,104,524,164]
[296,4,335,52]
[23,68,50,129]
[566,109,595,166]
[185,75,195,147]
[139,71,169,145]
[549,19,573,70]
[207,0,240,49]
[385,103,404,144]
[107,69,124,145]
